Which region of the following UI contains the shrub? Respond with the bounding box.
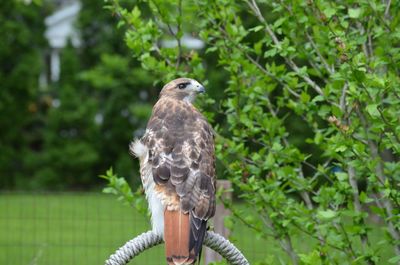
[105,0,400,263]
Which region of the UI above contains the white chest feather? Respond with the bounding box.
[130,140,165,236]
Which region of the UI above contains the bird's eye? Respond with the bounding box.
[178,83,187,89]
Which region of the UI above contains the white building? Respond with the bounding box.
[43,0,81,84]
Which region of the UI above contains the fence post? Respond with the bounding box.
[204,180,232,264]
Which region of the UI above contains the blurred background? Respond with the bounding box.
[1,0,155,191]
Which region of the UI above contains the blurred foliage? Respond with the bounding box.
[0,0,46,188]
[102,0,400,264]
[1,0,160,190]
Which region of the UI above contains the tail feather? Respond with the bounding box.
[189,212,207,261]
[165,210,196,265]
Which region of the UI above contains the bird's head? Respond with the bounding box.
[159,78,205,103]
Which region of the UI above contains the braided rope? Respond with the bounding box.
[105,230,249,265]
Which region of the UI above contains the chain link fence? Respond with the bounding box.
[0,192,269,264]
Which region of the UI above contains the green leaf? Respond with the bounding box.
[299,250,322,265]
[102,187,117,195]
[264,48,277,58]
[317,209,337,220]
[264,153,275,168]
[360,192,374,203]
[106,167,113,176]
[366,104,380,118]
[273,17,287,29]
[312,95,324,103]
[254,41,263,55]
[389,255,400,264]
[323,7,336,19]
[331,105,342,117]
[249,25,264,32]
[300,91,311,103]
[335,172,348,181]
[335,145,347,152]
[206,46,218,53]
[348,8,361,18]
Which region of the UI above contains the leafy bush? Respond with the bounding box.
[0,1,46,188]
[1,0,158,190]
[106,0,400,263]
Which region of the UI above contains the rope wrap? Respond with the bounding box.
[105,230,249,265]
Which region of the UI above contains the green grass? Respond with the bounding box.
[0,193,165,265]
[0,192,271,265]
[0,193,393,265]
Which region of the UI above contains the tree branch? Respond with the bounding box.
[150,0,183,69]
[175,0,183,69]
[206,17,302,99]
[246,0,324,96]
[347,166,374,265]
[384,0,392,20]
[243,53,301,98]
[355,106,400,255]
[306,31,333,74]
[340,82,348,113]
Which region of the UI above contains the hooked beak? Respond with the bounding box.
[197,85,206,94]
[191,79,206,94]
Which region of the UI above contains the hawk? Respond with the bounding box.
[130,78,216,264]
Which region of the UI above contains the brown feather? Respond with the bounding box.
[165,210,195,265]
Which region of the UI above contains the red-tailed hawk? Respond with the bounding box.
[130,78,216,264]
